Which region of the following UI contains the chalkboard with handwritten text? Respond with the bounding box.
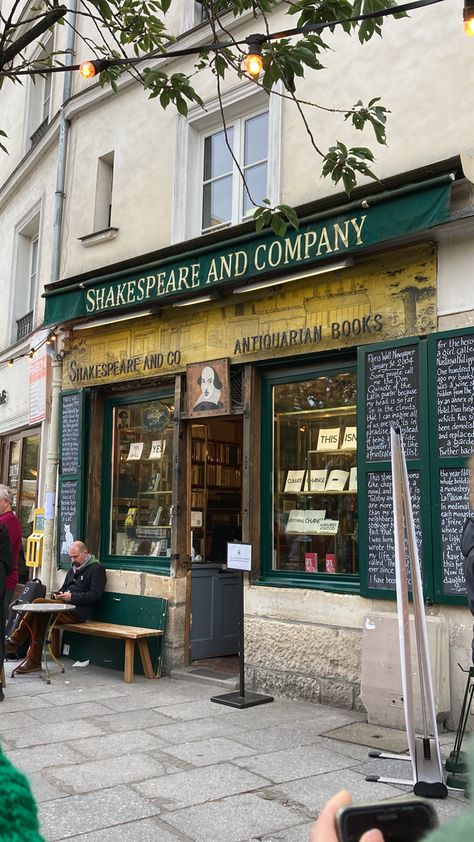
[365,345,419,461]
[437,335,474,458]
[366,470,422,591]
[439,468,469,596]
[58,480,79,566]
[61,392,81,475]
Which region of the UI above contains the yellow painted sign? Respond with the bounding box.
[62,244,437,389]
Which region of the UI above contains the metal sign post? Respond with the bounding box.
[211,542,273,710]
[366,426,448,798]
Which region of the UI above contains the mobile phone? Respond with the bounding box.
[336,797,438,842]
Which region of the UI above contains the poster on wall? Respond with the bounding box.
[187,358,231,417]
[29,346,49,424]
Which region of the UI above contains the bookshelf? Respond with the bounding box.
[191,423,242,562]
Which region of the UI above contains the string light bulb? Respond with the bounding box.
[464,1,474,35]
[28,349,35,360]
[79,59,108,79]
[244,36,264,79]
[8,359,13,367]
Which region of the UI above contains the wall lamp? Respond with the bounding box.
[73,309,154,330]
[232,258,354,295]
[172,294,218,307]
[465,1,474,35]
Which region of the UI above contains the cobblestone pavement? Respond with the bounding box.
[0,661,469,841]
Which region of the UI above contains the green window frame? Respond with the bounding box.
[100,389,174,576]
[259,357,360,595]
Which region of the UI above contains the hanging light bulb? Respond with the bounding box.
[79,59,108,79]
[7,359,13,367]
[28,349,35,360]
[244,36,264,79]
[464,1,474,35]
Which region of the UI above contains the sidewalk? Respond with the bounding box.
[0,661,469,841]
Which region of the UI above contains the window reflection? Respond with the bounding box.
[273,373,358,575]
[111,399,174,558]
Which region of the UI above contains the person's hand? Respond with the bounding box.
[310,790,384,842]
[59,591,72,602]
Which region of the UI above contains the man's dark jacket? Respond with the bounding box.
[57,555,106,621]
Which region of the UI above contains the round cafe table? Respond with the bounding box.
[11,602,76,684]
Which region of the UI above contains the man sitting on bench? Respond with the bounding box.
[5,541,106,674]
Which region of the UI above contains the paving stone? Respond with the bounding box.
[6,743,82,775]
[28,701,118,723]
[38,686,125,706]
[87,707,175,733]
[49,752,169,794]
[154,698,239,721]
[251,822,314,842]
[69,729,166,759]
[163,791,306,842]
[231,722,326,754]
[160,736,257,767]
[149,715,244,745]
[63,817,189,842]
[38,785,160,840]
[27,772,69,804]
[267,768,406,814]
[134,761,270,810]
[233,743,356,783]
[95,690,178,712]
[0,710,41,733]
[7,719,106,749]
[0,693,53,713]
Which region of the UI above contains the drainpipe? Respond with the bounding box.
[42,1,76,590]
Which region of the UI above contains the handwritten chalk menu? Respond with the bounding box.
[439,468,469,596]
[58,480,78,566]
[61,392,81,475]
[437,335,474,457]
[365,345,419,461]
[367,470,422,590]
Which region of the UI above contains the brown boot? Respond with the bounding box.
[15,643,43,674]
[8,626,29,646]
[5,639,19,655]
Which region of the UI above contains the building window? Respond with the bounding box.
[1,429,40,582]
[27,35,53,147]
[94,152,114,231]
[109,397,175,560]
[262,366,358,583]
[171,86,281,243]
[14,210,40,341]
[201,111,269,234]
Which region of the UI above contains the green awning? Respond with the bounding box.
[44,175,453,326]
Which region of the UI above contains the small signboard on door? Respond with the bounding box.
[227,542,252,572]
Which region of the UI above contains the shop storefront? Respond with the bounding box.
[42,175,474,715]
[0,351,46,581]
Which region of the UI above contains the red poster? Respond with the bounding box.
[304,553,318,572]
[325,553,336,574]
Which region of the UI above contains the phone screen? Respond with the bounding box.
[337,800,437,842]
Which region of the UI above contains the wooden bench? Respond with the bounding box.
[51,593,167,683]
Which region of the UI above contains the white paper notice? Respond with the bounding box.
[341,427,357,450]
[284,470,306,492]
[317,427,341,451]
[307,470,327,492]
[149,440,166,459]
[349,467,358,492]
[45,491,55,520]
[325,470,349,491]
[127,442,144,460]
[227,542,252,571]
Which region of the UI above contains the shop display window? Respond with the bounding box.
[110,397,174,558]
[273,372,358,575]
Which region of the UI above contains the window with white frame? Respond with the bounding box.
[14,210,40,341]
[94,151,115,231]
[27,34,53,147]
[172,86,281,243]
[201,111,269,234]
